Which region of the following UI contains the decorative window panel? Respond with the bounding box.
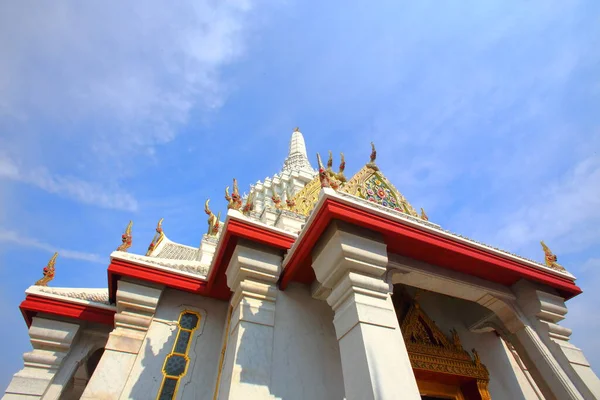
[157,310,201,400]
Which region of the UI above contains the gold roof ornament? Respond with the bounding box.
[367,142,378,171]
[225,178,243,210]
[540,241,567,272]
[242,191,256,216]
[204,200,221,236]
[340,142,419,216]
[271,192,283,209]
[420,208,429,221]
[117,221,133,252]
[35,252,58,286]
[317,153,331,189]
[146,218,164,255]
[285,185,296,210]
[399,293,490,398]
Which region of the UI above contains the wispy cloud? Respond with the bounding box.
[0,229,104,264]
[0,154,138,211]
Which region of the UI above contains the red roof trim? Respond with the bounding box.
[207,217,296,300]
[108,259,209,303]
[20,294,115,328]
[280,197,582,299]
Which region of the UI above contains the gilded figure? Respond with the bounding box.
[35,252,58,286]
[146,218,164,255]
[242,191,256,215]
[540,241,566,272]
[317,153,331,188]
[225,178,243,210]
[271,192,283,209]
[117,221,133,252]
[204,200,220,236]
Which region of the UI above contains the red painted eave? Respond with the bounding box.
[20,294,116,328]
[280,196,582,300]
[207,216,297,300]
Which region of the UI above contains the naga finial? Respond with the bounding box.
[35,252,58,286]
[420,208,429,221]
[285,185,296,209]
[225,178,243,210]
[339,152,346,175]
[327,151,333,171]
[450,328,462,349]
[242,191,256,216]
[367,142,379,170]
[146,218,164,255]
[272,192,283,209]
[205,199,220,236]
[472,348,481,367]
[117,221,133,252]
[317,153,331,188]
[540,241,566,272]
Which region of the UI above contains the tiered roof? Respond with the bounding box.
[19,127,581,328]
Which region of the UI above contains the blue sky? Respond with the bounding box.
[1,0,599,391]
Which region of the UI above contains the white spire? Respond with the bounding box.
[282,127,315,173]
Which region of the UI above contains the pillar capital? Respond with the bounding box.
[4,317,80,399]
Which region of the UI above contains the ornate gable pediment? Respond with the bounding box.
[285,143,424,218]
[400,296,489,382]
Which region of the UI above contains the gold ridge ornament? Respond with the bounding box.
[225,179,243,210]
[367,142,378,170]
[35,252,58,286]
[541,241,566,272]
[146,218,164,255]
[420,208,429,221]
[117,221,133,252]
[317,153,331,188]
[204,200,221,236]
[241,191,255,216]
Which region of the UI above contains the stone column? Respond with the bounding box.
[513,280,600,399]
[311,221,421,400]
[3,318,80,400]
[216,240,282,400]
[80,280,162,400]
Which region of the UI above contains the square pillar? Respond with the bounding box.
[312,221,421,400]
[513,280,600,399]
[80,280,162,400]
[3,317,80,400]
[216,241,282,400]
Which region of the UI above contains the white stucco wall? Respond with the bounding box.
[270,283,345,400]
[413,289,543,400]
[120,289,228,400]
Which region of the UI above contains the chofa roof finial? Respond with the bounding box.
[225,178,243,210]
[146,218,164,255]
[35,252,58,286]
[540,241,566,272]
[317,153,331,188]
[420,208,429,221]
[367,142,379,170]
[117,221,133,252]
[205,199,221,236]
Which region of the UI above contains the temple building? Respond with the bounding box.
[3,128,600,400]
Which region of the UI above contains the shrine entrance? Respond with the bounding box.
[393,290,492,400]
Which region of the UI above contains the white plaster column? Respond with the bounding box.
[3,318,80,400]
[513,280,600,399]
[80,280,162,400]
[216,240,282,400]
[311,221,421,400]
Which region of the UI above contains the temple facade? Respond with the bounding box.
[3,128,600,400]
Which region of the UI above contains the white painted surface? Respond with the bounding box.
[271,283,344,400]
[120,289,228,400]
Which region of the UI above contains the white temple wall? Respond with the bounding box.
[120,289,228,400]
[270,282,345,400]
[413,289,543,400]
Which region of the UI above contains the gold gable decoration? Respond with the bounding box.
[285,143,426,219]
[401,294,491,399]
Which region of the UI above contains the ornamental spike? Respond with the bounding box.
[35,252,58,286]
[117,221,133,252]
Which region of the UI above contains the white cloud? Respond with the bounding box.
[0,229,103,264]
[0,154,138,211]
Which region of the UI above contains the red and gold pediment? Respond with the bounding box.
[286,143,424,218]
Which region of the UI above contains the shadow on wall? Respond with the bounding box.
[127,331,174,400]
